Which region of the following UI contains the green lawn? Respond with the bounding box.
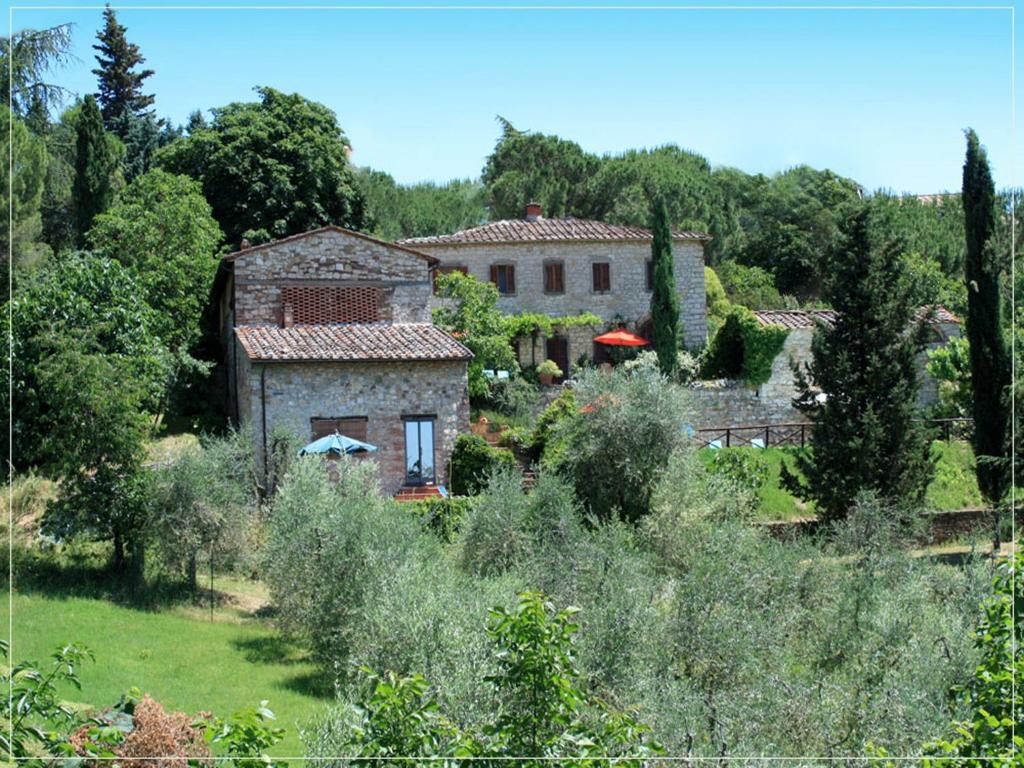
[3,592,326,757]
[698,439,984,521]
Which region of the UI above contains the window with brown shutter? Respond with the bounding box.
[646,260,654,291]
[592,262,611,293]
[490,264,516,295]
[311,416,368,441]
[543,261,565,294]
[432,265,469,293]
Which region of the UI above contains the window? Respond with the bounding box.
[432,265,468,293]
[403,416,435,484]
[646,260,654,291]
[592,262,611,293]
[543,261,565,294]
[489,264,516,295]
[311,416,368,441]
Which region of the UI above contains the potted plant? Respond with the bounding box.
[537,359,563,386]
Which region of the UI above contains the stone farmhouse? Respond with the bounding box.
[216,226,472,494]
[689,307,961,430]
[401,204,709,377]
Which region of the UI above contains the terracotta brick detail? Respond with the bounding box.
[281,285,381,325]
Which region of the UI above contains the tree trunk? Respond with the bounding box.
[187,552,198,594]
[129,535,145,597]
[112,530,125,572]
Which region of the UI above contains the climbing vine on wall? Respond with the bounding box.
[701,306,788,387]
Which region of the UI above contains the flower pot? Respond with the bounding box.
[539,373,554,386]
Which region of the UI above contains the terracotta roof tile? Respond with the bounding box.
[399,217,711,246]
[236,323,473,363]
[753,306,959,330]
[221,225,439,265]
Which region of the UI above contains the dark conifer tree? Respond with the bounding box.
[73,95,118,243]
[785,208,934,521]
[91,4,154,134]
[649,196,680,375]
[961,129,1010,514]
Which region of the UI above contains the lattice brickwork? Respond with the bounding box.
[281,285,381,325]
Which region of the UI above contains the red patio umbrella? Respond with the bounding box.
[593,329,649,347]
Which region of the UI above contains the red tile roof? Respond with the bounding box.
[236,323,473,363]
[222,225,439,265]
[399,217,711,246]
[753,306,959,330]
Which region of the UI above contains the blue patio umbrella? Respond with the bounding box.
[299,432,378,457]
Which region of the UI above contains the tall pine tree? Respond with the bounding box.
[73,95,120,244]
[649,196,680,376]
[786,208,934,522]
[961,130,1010,512]
[91,5,154,135]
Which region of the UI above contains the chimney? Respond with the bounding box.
[525,202,542,221]
[283,302,294,329]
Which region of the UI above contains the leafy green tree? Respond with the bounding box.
[1,110,51,278]
[0,24,74,117]
[557,367,691,523]
[38,333,152,572]
[923,550,1022,765]
[88,168,223,353]
[961,130,1010,511]
[867,191,965,277]
[6,252,169,471]
[356,168,486,241]
[785,210,934,521]
[432,271,519,398]
[714,261,784,309]
[926,337,973,420]
[155,87,365,246]
[649,197,679,374]
[482,117,599,219]
[91,5,155,132]
[72,95,123,244]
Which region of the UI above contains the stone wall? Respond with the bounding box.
[418,239,707,348]
[231,229,434,326]
[238,350,470,494]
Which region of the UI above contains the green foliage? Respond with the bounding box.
[91,6,155,132]
[407,496,472,543]
[555,367,691,523]
[88,168,223,353]
[709,448,769,500]
[6,252,170,471]
[0,24,74,117]
[867,190,966,277]
[0,640,93,761]
[701,305,788,387]
[155,87,364,246]
[536,359,562,378]
[902,250,967,316]
[475,376,540,422]
[962,129,1010,506]
[926,337,973,420]
[786,209,935,522]
[482,118,599,219]
[196,701,287,768]
[530,388,577,464]
[432,271,519,397]
[356,168,486,241]
[650,197,680,373]
[923,549,1022,765]
[449,434,517,497]
[73,95,123,245]
[714,261,784,309]
[1,111,51,278]
[703,264,731,331]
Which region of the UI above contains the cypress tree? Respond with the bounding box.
[73,95,119,243]
[649,197,680,376]
[961,129,1010,512]
[785,208,934,522]
[91,4,154,134]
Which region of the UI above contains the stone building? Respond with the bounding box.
[689,307,961,430]
[401,204,709,376]
[216,226,472,494]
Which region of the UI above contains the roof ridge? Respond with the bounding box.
[222,225,439,265]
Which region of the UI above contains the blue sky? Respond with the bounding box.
[11,1,1019,193]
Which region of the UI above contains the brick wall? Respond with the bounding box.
[238,351,470,494]
[231,229,434,326]
[417,239,707,349]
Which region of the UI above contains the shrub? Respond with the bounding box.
[555,367,691,523]
[476,375,539,421]
[529,387,577,463]
[449,434,517,496]
[715,261,784,310]
[701,305,788,386]
[709,448,769,498]
[537,359,563,378]
[407,496,473,542]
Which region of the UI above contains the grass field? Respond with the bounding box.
[3,590,325,757]
[698,439,984,521]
